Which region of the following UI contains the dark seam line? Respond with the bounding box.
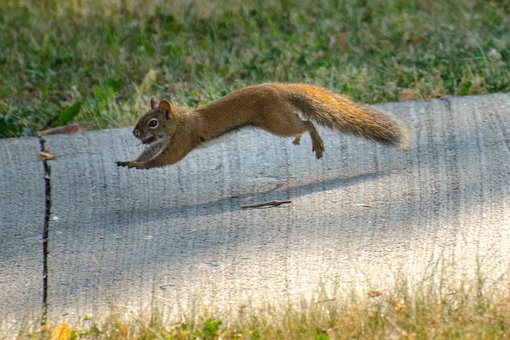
[38,137,51,325]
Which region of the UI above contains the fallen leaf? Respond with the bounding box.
[367,290,383,298]
[51,322,71,340]
[399,88,420,102]
[38,148,58,161]
[430,91,448,99]
[117,320,128,337]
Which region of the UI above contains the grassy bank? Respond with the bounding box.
[1,0,509,137]
[9,281,510,339]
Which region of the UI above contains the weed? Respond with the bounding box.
[10,281,509,339]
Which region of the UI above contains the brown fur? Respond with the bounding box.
[117,83,410,169]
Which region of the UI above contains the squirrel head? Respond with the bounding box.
[132,98,178,145]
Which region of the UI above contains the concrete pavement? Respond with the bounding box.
[1,93,509,329]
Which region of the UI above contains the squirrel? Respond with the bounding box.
[116,83,410,169]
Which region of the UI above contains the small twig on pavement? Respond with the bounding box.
[241,200,292,209]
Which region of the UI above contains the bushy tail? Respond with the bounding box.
[278,84,411,148]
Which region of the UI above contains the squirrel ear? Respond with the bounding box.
[158,99,174,119]
[150,97,158,110]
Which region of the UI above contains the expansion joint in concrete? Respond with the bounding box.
[38,137,51,325]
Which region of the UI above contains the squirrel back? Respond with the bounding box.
[117,83,411,169]
[271,83,411,148]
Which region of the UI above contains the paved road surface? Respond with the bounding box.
[1,94,509,328]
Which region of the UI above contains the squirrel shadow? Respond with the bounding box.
[113,171,386,226]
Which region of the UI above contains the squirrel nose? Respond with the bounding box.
[133,128,140,138]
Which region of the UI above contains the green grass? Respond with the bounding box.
[9,280,510,339]
[0,0,509,137]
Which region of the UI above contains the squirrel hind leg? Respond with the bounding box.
[288,122,324,158]
[303,121,325,159]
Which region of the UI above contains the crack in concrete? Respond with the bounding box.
[38,136,51,325]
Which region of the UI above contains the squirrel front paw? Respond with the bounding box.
[116,160,130,167]
[116,160,144,169]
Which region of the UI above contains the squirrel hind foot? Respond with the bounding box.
[292,135,302,145]
[313,145,324,159]
[312,139,325,159]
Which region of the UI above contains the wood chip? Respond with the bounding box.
[38,124,82,136]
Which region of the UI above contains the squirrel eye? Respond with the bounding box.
[148,118,158,128]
